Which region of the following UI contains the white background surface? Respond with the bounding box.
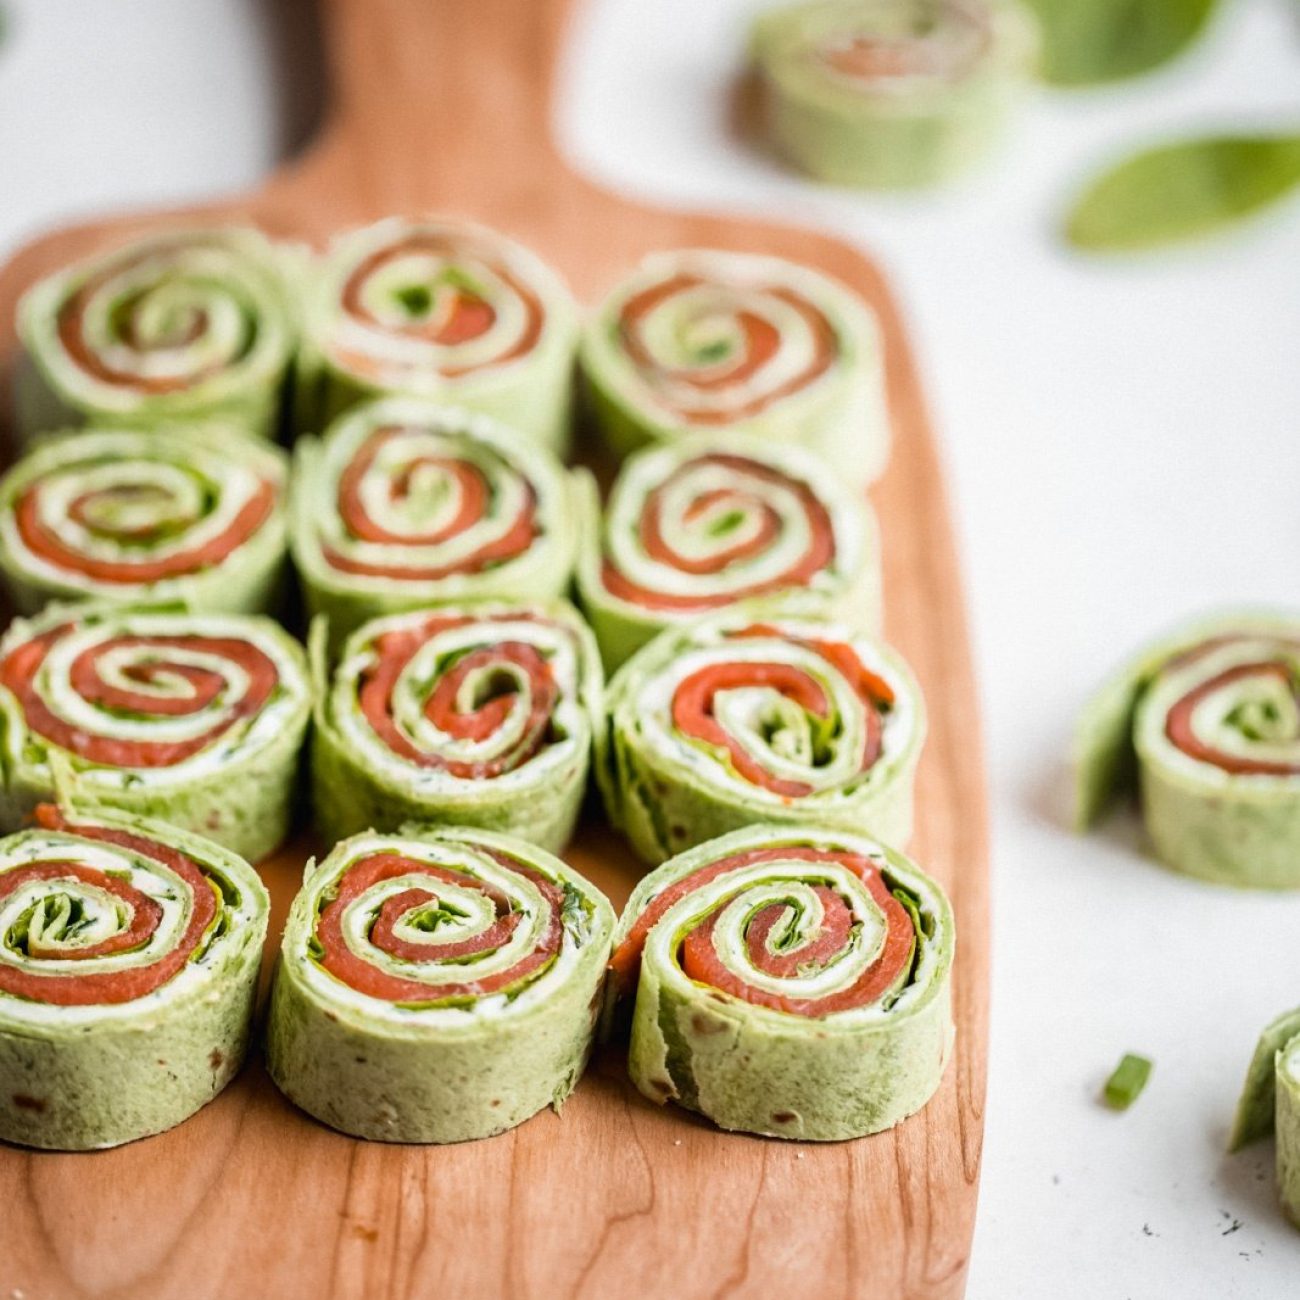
[2,1,1299,1295]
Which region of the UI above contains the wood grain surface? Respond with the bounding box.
[0,2,989,1297]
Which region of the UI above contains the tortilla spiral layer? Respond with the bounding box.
[266,826,614,1143]
[292,396,578,646]
[16,228,296,440]
[0,604,311,862]
[599,605,924,865]
[581,249,889,485]
[299,217,577,454]
[0,425,287,615]
[1075,612,1300,887]
[605,823,953,1139]
[576,434,879,669]
[750,0,1039,188]
[0,803,267,1149]
[311,601,602,852]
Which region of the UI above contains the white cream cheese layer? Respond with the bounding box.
[0,608,309,791]
[19,229,294,415]
[592,251,876,428]
[0,825,264,1030]
[328,610,589,794]
[1136,637,1300,788]
[632,616,918,805]
[314,218,574,391]
[600,435,865,605]
[292,831,599,1029]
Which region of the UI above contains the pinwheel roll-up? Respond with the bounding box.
[298,217,578,454]
[311,601,602,853]
[600,606,924,865]
[0,803,268,1150]
[1229,1010,1300,1229]
[576,435,880,670]
[1229,1006,1300,1152]
[1280,1041,1300,1227]
[1075,611,1300,888]
[292,397,579,647]
[749,0,1039,189]
[0,426,288,616]
[16,228,297,441]
[266,826,614,1143]
[581,250,889,486]
[0,604,311,863]
[605,824,953,1140]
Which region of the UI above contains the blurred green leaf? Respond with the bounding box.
[1025,0,1220,86]
[1065,133,1300,251]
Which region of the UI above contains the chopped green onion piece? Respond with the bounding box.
[1103,1053,1153,1110]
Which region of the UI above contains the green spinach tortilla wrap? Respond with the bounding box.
[605,823,953,1140]
[1229,1009,1300,1229]
[0,425,288,616]
[750,0,1039,189]
[311,601,602,853]
[1074,611,1300,888]
[266,826,614,1143]
[580,249,889,486]
[291,396,579,647]
[600,605,924,865]
[16,227,297,441]
[1229,1006,1300,1152]
[1281,1041,1300,1227]
[297,217,578,454]
[0,802,268,1150]
[575,435,880,671]
[0,603,311,862]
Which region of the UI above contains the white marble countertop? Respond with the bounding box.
[2,1,1298,1294]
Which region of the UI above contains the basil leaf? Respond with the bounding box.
[1065,134,1300,252]
[1025,0,1219,86]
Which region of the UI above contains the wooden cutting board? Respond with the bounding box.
[0,2,989,1296]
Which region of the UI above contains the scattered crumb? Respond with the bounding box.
[1141,1224,1156,1238]
[673,1139,681,1146]
[1219,1210,1243,1238]
[797,1152,805,1160]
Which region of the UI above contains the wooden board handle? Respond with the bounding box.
[315,0,579,186]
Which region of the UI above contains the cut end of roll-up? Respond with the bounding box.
[1229,1006,1300,1153]
[0,800,268,1149]
[1075,609,1300,887]
[575,433,881,673]
[749,0,1040,190]
[580,248,889,489]
[310,599,603,854]
[289,395,580,650]
[605,823,954,1140]
[15,226,298,442]
[297,216,578,455]
[0,424,289,617]
[599,600,924,866]
[0,600,311,863]
[265,825,614,1144]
